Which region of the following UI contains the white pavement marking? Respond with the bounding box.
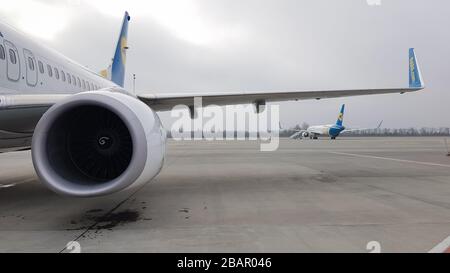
[329,152,450,168]
[429,236,450,253]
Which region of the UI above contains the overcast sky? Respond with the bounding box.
[1,0,448,128]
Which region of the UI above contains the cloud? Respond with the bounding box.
[1,0,73,40]
[81,0,246,47]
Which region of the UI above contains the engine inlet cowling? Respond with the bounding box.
[32,91,165,197]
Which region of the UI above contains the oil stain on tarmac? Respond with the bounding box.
[67,209,143,232]
[66,204,193,242]
[94,210,140,229]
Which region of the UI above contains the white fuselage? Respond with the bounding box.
[0,21,119,96]
[307,125,334,136]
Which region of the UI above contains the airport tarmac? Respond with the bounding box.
[1,137,450,253]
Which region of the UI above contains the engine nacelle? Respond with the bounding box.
[32,91,166,197]
[302,132,309,138]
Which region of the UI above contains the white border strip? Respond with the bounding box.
[429,236,450,253]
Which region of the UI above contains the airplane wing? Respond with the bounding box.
[289,130,306,139]
[342,120,384,133]
[138,87,421,111]
[138,48,424,111]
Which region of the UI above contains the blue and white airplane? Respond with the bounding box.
[290,104,383,140]
[0,12,424,197]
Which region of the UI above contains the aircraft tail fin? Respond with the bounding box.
[336,104,345,126]
[409,48,424,89]
[100,11,130,87]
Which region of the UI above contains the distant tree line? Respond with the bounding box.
[342,127,450,137]
[280,124,450,137]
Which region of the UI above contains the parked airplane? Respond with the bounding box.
[0,12,424,197]
[290,104,383,140]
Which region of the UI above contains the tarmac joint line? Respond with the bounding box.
[329,151,450,168]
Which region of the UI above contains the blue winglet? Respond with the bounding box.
[409,48,424,89]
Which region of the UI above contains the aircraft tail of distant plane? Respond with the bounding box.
[100,11,130,87]
[409,48,424,89]
[336,104,345,126]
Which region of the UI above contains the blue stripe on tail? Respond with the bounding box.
[336,104,345,126]
[111,12,130,87]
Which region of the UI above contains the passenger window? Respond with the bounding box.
[77,77,81,87]
[47,64,53,77]
[61,70,66,82]
[28,57,35,71]
[0,45,5,60]
[9,49,17,64]
[54,68,59,80]
[38,61,44,74]
[82,79,86,90]
[72,75,76,86]
[67,73,71,84]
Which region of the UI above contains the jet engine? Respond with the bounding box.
[302,132,309,138]
[31,91,166,197]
